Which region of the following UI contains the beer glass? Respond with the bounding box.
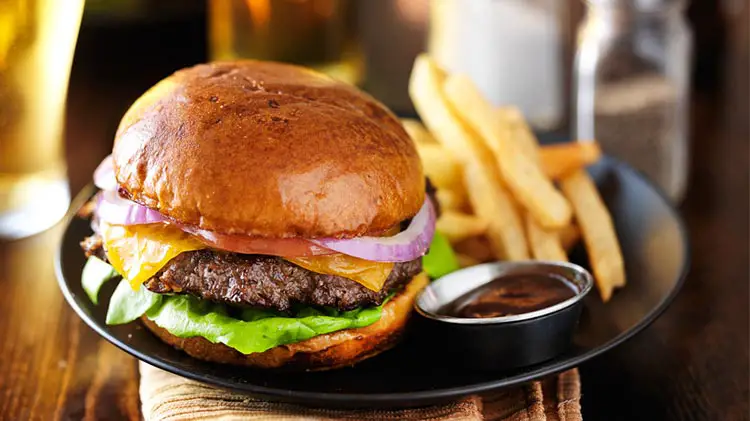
[208,0,361,86]
[0,0,84,239]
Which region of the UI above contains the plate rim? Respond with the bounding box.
[54,157,691,407]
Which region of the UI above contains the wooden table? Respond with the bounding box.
[0,10,747,421]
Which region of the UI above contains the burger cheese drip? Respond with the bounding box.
[99,221,394,292]
[286,255,394,292]
[98,221,205,290]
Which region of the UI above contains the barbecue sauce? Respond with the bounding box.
[440,273,577,318]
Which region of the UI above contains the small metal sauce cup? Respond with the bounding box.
[414,261,594,371]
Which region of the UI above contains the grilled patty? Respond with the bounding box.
[81,236,421,312]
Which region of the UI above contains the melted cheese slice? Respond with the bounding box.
[286,255,394,292]
[98,221,205,290]
[98,222,393,292]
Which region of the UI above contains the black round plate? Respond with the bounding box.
[55,157,689,408]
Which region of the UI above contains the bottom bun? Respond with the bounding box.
[141,272,429,371]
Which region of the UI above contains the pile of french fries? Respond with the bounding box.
[405,54,625,302]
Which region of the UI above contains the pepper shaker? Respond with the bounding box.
[573,0,692,202]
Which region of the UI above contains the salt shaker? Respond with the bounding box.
[429,0,566,131]
[573,0,692,202]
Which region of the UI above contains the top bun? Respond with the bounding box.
[112,60,424,238]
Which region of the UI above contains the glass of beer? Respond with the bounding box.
[0,0,84,239]
[208,0,362,86]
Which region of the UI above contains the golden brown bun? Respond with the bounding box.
[141,273,428,370]
[112,60,424,238]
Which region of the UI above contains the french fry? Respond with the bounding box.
[497,107,601,179]
[462,163,529,260]
[498,106,541,165]
[436,210,489,244]
[495,106,571,261]
[525,212,568,262]
[560,170,625,302]
[539,141,602,180]
[408,54,528,260]
[415,143,465,193]
[409,55,486,163]
[456,253,481,268]
[401,118,437,145]
[415,139,469,211]
[435,189,465,212]
[559,223,581,251]
[443,74,572,229]
[453,235,495,263]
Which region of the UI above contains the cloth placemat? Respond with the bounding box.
[139,362,582,421]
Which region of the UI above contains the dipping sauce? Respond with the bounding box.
[440,273,577,318]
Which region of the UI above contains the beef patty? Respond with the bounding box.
[81,236,421,312]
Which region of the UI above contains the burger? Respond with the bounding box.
[79,60,454,370]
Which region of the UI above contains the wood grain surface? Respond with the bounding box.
[0,4,747,420]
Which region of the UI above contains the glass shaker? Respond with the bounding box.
[573,0,692,202]
[429,0,566,131]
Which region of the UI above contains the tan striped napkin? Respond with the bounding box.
[139,362,582,421]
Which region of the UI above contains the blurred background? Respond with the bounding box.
[0,3,746,419]
[0,0,747,239]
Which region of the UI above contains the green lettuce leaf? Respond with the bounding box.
[423,231,460,278]
[106,280,162,325]
[83,229,455,356]
[143,294,384,355]
[93,256,388,354]
[82,256,120,304]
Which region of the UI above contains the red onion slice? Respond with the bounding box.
[94,189,333,256]
[94,154,167,226]
[96,190,168,226]
[93,155,117,191]
[310,199,436,262]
